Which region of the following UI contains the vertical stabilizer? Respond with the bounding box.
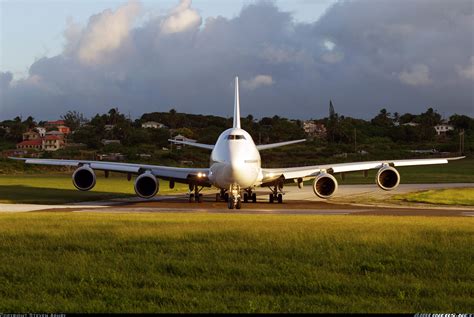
[233,76,241,129]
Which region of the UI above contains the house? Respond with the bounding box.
[42,135,65,151]
[16,139,42,151]
[96,153,125,161]
[171,134,196,148]
[45,120,65,129]
[0,126,11,134]
[172,134,196,143]
[34,127,46,137]
[402,122,419,127]
[57,125,71,135]
[22,130,41,141]
[434,124,454,135]
[303,121,327,138]
[46,130,65,139]
[104,124,115,131]
[142,121,167,129]
[17,131,66,152]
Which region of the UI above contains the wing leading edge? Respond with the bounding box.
[9,157,211,185]
[261,156,465,184]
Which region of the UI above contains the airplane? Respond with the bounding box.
[11,77,464,209]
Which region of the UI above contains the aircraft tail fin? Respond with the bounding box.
[233,76,241,129]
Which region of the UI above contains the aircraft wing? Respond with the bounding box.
[167,139,214,150]
[260,156,465,184]
[256,139,306,150]
[9,157,211,185]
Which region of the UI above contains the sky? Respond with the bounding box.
[0,0,473,121]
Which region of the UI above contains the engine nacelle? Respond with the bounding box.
[134,172,159,199]
[375,166,400,191]
[313,172,338,199]
[72,165,96,191]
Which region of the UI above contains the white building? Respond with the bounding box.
[142,121,167,129]
[434,124,454,135]
[34,127,46,137]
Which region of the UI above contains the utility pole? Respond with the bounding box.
[459,129,465,155]
[354,128,357,153]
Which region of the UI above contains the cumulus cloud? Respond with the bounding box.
[399,64,433,86]
[1,0,473,120]
[457,56,474,80]
[73,0,141,65]
[242,75,274,90]
[160,0,201,34]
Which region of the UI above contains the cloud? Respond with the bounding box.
[399,64,433,86]
[160,0,201,34]
[73,1,141,65]
[1,0,473,120]
[242,75,274,90]
[457,56,474,80]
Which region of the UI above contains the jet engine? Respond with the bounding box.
[72,165,96,191]
[375,166,400,190]
[134,172,159,199]
[313,172,338,199]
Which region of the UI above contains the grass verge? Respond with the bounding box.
[0,174,189,204]
[0,212,472,313]
[394,188,474,206]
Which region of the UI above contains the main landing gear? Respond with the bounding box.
[268,182,284,204]
[188,184,203,203]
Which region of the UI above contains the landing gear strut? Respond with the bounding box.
[243,189,257,203]
[268,182,284,204]
[188,184,203,203]
[227,184,242,209]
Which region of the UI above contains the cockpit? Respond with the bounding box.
[227,134,246,140]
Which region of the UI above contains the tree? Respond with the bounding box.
[62,110,86,131]
[449,114,473,131]
[371,108,393,127]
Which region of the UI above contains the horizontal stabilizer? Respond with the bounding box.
[168,139,214,150]
[256,139,306,151]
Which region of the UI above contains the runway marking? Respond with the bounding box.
[462,212,474,217]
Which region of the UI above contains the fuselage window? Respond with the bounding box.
[227,135,246,140]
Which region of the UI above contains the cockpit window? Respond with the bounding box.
[227,134,246,140]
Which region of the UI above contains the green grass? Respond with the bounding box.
[394,188,474,206]
[0,174,189,204]
[0,213,471,313]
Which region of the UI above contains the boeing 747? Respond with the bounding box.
[11,77,464,209]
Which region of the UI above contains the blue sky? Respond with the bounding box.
[1,0,336,78]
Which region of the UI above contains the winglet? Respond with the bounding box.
[233,76,241,129]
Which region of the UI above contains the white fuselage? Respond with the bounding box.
[208,128,263,189]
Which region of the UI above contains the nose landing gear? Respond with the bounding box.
[227,184,242,209]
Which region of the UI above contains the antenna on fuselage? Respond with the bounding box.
[233,76,241,129]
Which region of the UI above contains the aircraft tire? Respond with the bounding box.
[277,194,283,204]
[252,193,257,203]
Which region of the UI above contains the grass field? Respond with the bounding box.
[0,212,472,313]
[395,188,474,206]
[0,174,189,204]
